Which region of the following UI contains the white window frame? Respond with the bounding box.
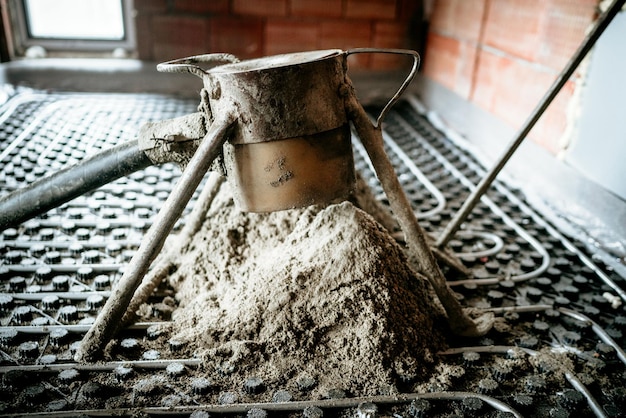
[8,0,135,55]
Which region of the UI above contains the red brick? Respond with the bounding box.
[319,20,372,49]
[174,0,230,14]
[472,50,555,128]
[134,15,154,60]
[536,0,596,71]
[152,16,210,62]
[290,0,343,18]
[233,0,288,17]
[422,33,477,99]
[371,22,409,70]
[398,0,425,20]
[424,0,593,155]
[265,20,319,55]
[429,0,486,42]
[373,21,407,48]
[345,0,397,20]
[483,0,547,61]
[319,21,372,68]
[134,0,168,14]
[210,17,264,59]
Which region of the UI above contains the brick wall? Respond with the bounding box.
[422,0,598,154]
[134,0,425,70]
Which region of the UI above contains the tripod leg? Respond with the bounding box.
[346,92,492,337]
[75,113,236,362]
[120,173,225,326]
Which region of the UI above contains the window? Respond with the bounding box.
[9,0,135,56]
[25,0,125,40]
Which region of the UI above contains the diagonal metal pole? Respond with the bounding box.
[75,113,235,362]
[436,0,626,249]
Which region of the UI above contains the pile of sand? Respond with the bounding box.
[164,180,446,397]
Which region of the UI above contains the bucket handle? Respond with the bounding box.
[156,53,241,78]
[346,48,420,128]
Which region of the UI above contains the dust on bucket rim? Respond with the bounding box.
[208,49,344,75]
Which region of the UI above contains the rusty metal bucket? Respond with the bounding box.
[157,48,418,212]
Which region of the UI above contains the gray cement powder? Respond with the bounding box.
[161,179,447,397]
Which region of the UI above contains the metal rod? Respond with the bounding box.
[436,0,626,249]
[0,358,201,374]
[346,48,420,127]
[0,139,152,231]
[346,87,492,337]
[74,113,235,362]
[120,173,224,326]
[0,322,167,335]
[1,392,522,418]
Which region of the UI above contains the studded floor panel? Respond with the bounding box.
[0,88,625,417]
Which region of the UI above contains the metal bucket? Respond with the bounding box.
[157,48,418,212]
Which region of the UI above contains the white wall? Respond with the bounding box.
[566,10,626,201]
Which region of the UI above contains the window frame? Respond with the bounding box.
[9,0,135,55]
